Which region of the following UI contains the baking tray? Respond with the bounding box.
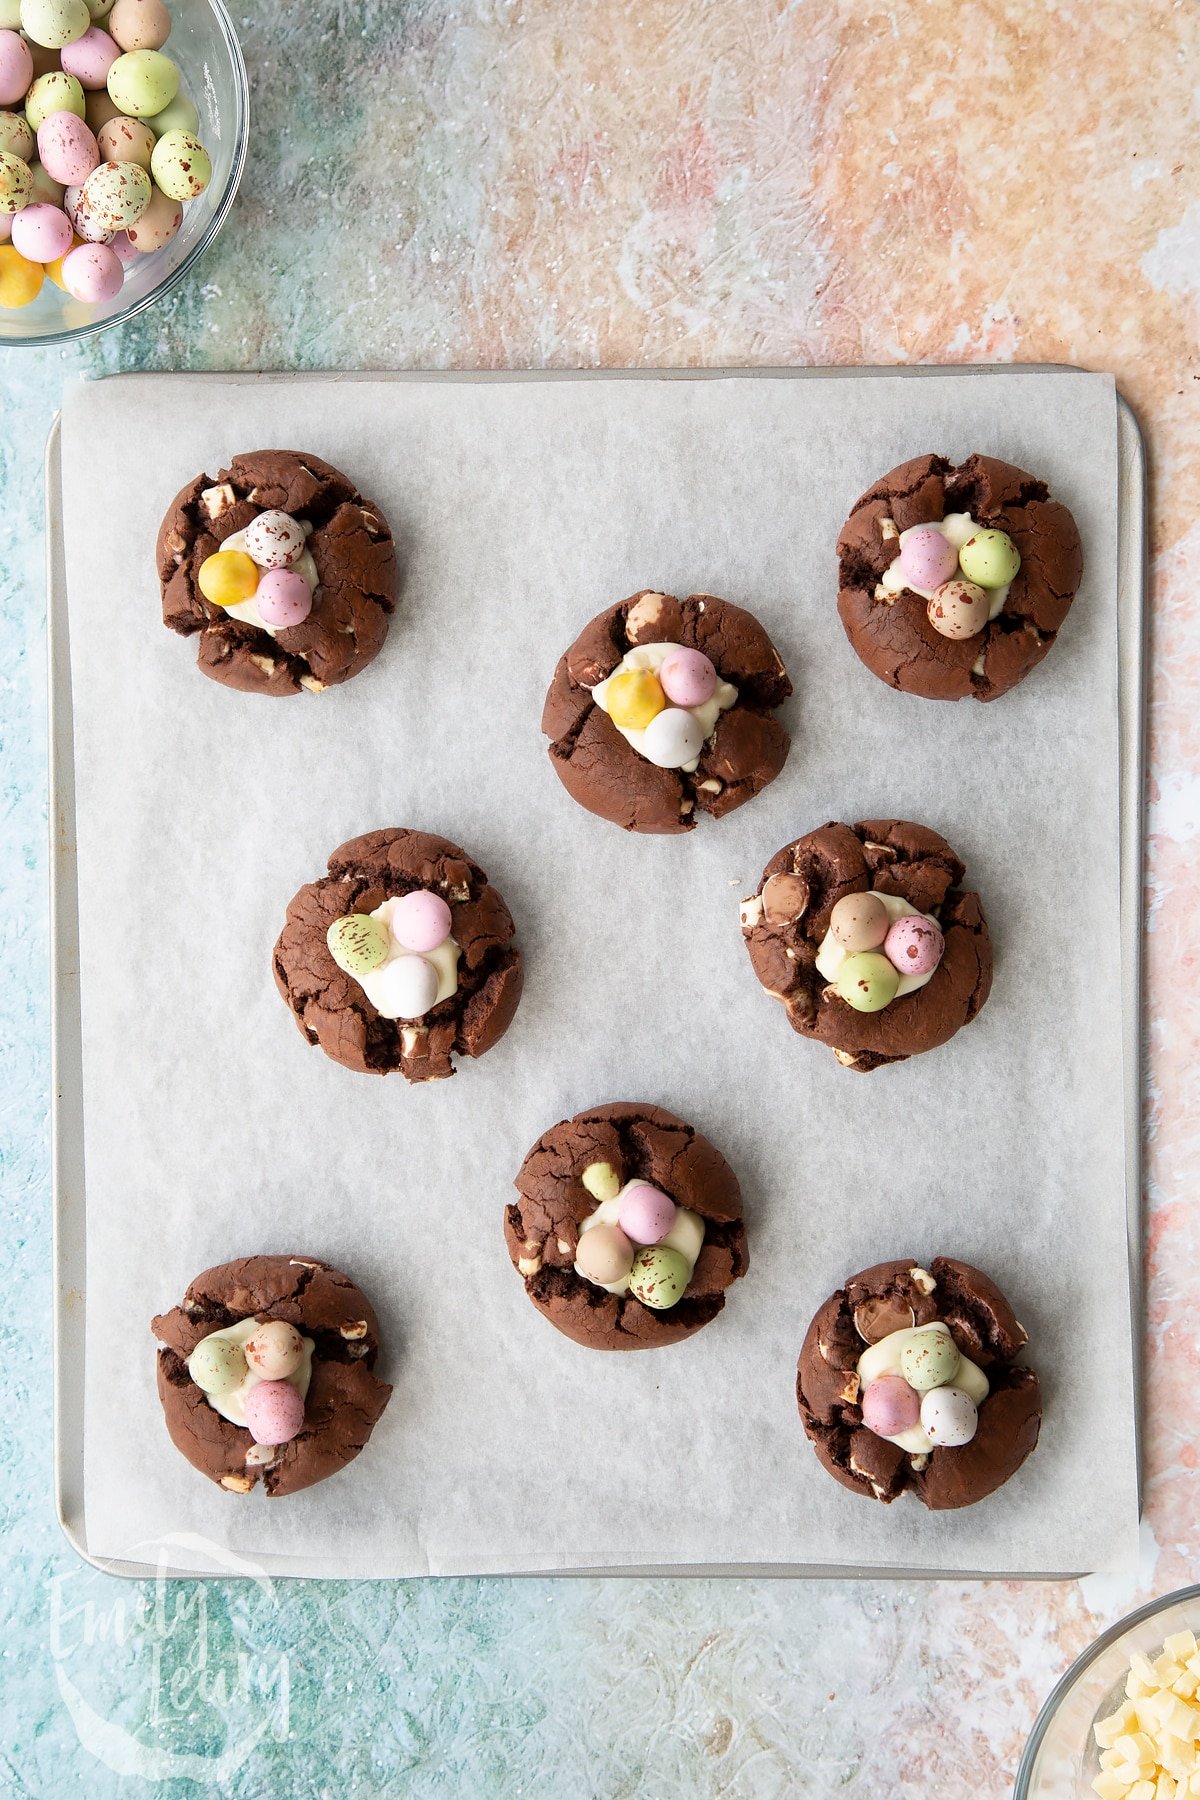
[47,368,1147,1580]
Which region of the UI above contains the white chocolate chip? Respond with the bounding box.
[698,778,723,794]
[880,517,899,540]
[517,1255,541,1277]
[739,896,763,931]
[833,1049,858,1067]
[245,1444,275,1467]
[220,1473,254,1493]
[447,882,470,902]
[556,1238,572,1257]
[909,1454,929,1472]
[625,592,669,641]
[299,675,327,693]
[250,654,276,676]
[339,1320,369,1340]
[680,799,694,815]
[200,483,235,520]
[838,1372,860,1406]
[909,1267,937,1295]
[400,1027,425,1055]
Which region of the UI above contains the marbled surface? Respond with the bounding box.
[0,0,1196,1793]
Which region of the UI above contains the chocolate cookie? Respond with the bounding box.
[507,1102,748,1350]
[740,819,992,1071]
[152,1255,392,1497]
[273,827,523,1083]
[157,449,398,696]
[542,590,792,834]
[796,1257,1041,1510]
[837,453,1083,702]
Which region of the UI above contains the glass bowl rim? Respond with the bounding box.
[0,0,249,350]
[1014,1582,1200,1797]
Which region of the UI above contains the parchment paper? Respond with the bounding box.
[62,369,1136,1577]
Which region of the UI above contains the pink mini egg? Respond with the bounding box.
[255,567,312,628]
[897,525,958,591]
[658,645,717,708]
[109,225,136,260]
[883,915,944,979]
[60,236,121,298]
[617,1181,678,1246]
[861,1374,920,1438]
[0,29,33,106]
[242,1378,305,1447]
[10,200,71,260]
[60,25,119,89]
[37,110,98,185]
[390,888,452,954]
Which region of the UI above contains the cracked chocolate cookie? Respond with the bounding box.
[157,449,398,696]
[273,827,523,1083]
[542,590,792,834]
[837,453,1083,702]
[507,1102,748,1350]
[153,1255,392,1497]
[797,1257,1041,1510]
[740,819,992,1071]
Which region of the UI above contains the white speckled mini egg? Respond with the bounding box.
[76,154,149,230]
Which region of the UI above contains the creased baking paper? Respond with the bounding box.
[61,369,1136,1577]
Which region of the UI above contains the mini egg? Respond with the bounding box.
[59,234,118,295]
[576,1222,634,1286]
[107,222,132,257]
[36,110,98,184]
[390,889,452,954]
[919,1385,979,1447]
[0,211,9,238]
[197,548,258,607]
[861,1374,920,1437]
[883,915,944,979]
[0,240,42,301]
[26,69,85,128]
[0,29,32,104]
[25,34,60,74]
[244,1319,304,1381]
[606,666,665,731]
[927,579,989,641]
[897,525,958,591]
[617,1181,677,1247]
[958,528,1020,589]
[19,0,90,50]
[580,1160,621,1202]
[0,0,18,24]
[627,1245,690,1310]
[243,508,306,569]
[254,567,312,628]
[659,645,717,707]
[327,913,389,976]
[640,705,704,769]
[107,0,169,50]
[143,87,195,136]
[761,871,810,925]
[829,890,888,952]
[95,110,151,165]
[10,197,69,257]
[63,179,108,237]
[0,112,35,160]
[76,155,149,229]
[833,951,899,1014]
[900,1326,961,1392]
[43,229,80,285]
[83,82,120,130]
[122,178,176,248]
[242,1379,305,1447]
[150,126,209,199]
[0,147,31,210]
[371,953,440,1020]
[187,1334,247,1396]
[84,0,116,15]
[59,21,118,86]
[27,159,64,203]
[106,45,176,115]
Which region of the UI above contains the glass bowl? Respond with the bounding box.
[0,0,248,347]
[1016,1585,1200,1797]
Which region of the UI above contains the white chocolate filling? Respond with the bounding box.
[876,513,1011,622]
[590,642,737,773]
[354,894,460,1020]
[575,1181,705,1296]
[192,1316,314,1446]
[815,890,942,998]
[221,517,320,637]
[857,1323,989,1454]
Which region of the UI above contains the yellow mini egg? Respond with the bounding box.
[607,667,666,731]
[197,549,258,607]
[0,242,44,306]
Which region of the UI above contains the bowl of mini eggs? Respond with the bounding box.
[0,0,247,343]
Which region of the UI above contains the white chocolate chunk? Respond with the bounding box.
[1093,1636,1200,1796]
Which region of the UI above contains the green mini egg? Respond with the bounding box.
[0,0,20,28]
[0,149,31,211]
[20,0,90,49]
[25,70,86,129]
[899,1326,961,1392]
[0,112,33,161]
[187,1335,247,1395]
[106,46,177,116]
[27,159,63,203]
[327,913,390,976]
[627,1245,690,1310]
[84,0,115,17]
[958,528,1021,589]
[145,89,197,137]
[833,951,899,1014]
[150,126,209,200]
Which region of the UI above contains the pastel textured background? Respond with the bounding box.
[0,0,1195,1793]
